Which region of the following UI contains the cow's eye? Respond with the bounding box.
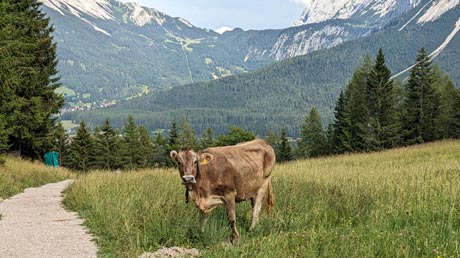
[194,160,198,164]
[177,161,182,166]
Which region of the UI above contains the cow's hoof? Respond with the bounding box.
[230,236,239,245]
[220,241,232,249]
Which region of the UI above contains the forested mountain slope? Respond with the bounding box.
[64,1,460,136]
[41,0,422,104]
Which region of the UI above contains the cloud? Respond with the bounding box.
[289,0,309,7]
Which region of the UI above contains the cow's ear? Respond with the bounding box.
[200,153,213,165]
[170,150,178,160]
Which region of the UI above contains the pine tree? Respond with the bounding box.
[433,67,457,139]
[324,123,335,156]
[402,48,442,144]
[123,115,142,169]
[345,55,373,152]
[138,126,154,168]
[0,114,10,154]
[0,114,8,165]
[366,49,400,150]
[66,121,93,171]
[332,91,352,154]
[298,107,326,158]
[200,127,214,149]
[215,127,255,146]
[168,118,179,151]
[0,0,64,158]
[93,119,124,170]
[265,129,280,159]
[453,87,460,139]
[152,132,170,167]
[278,128,293,162]
[178,117,196,148]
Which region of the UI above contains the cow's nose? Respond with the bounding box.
[182,175,196,184]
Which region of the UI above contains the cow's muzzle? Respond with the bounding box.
[182,175,196,184]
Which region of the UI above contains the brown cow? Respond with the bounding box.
[170,139,275,244]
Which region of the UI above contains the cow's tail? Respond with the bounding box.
[266,179,274,214]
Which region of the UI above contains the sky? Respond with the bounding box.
[119,0,308,31]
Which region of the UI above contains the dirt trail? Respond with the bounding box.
[0,180,97,258]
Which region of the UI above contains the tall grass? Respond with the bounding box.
[64,140,460,257]
[0,156,74,199]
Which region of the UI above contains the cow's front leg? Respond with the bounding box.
[225,195,239,244]
[199,210,209,232]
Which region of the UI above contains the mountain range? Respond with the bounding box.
[42,0,427,104]
[45,0,460,135]
[294,0,423,25]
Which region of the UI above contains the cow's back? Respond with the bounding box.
[205,140,274,175]
[235,139,275,178]
[202,140,275,198]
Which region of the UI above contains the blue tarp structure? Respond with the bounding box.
[44,151,59,168]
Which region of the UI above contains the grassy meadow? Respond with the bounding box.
[0,156,74,199]
[63,140,460,257]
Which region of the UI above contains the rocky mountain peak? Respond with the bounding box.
[294,0,423,26]
[41,0,114,20]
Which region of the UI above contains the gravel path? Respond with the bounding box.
[0,180,98,258]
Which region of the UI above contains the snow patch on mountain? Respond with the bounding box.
[127,3,164,27]
[429,17,460,58]
[42,0,65,15]
[214,26,234,34]
[80,17,111,36]
[42,0,170,27]
[418,0,460,24]
[371,0,401,17]
[399,0,434,31]
[41,0,114,20]
[179,18,193,28]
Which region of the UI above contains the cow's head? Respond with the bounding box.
[170,148,213,188]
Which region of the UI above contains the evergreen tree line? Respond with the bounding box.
[289,48,460,160]
[57,116,257,171]
[0,0,64,160]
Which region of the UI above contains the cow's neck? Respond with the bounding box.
[189,163,205,192]
[188,163,211,203]
[188,172,224,214]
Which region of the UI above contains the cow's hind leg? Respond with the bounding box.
[249,180,269,231]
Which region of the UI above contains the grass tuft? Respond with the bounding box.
[0,156,74,199]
